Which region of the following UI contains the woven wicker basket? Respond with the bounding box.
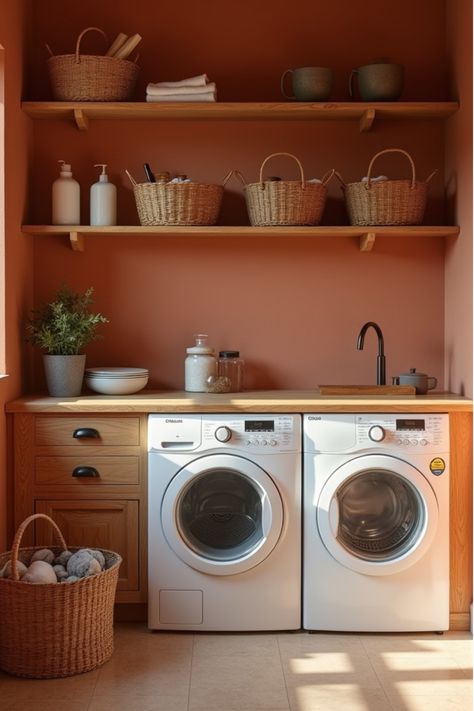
[126,171,225,226]
[240,153,333,226]
[339,148,436,226]
[47,27,139,101]
[0,514,122,679]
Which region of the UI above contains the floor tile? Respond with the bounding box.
[387,694,473,710]
[189,652,290,710]
[193,632,280,658]
[287,685,392,711]
[89,694,189,711]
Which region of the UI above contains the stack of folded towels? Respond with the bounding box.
[146,74,217,102]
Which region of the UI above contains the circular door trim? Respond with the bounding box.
[317,454,439,576]
[161,454,284,576]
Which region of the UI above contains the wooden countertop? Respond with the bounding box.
[5,390,472,413]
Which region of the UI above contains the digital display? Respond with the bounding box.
[245,420,274,432]
[396,419,425,431]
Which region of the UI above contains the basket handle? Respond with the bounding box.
[258,152,305,189]
[75,27,108,64]
[10,514,68,582]
[125,169,137,187]
[222,169,246,187]
[365,148,416,190]
[321,168,336,185]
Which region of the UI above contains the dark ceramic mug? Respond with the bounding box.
[349,62,404,101]
[281,66,333,101]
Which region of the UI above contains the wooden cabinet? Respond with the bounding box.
[11,412,147,604]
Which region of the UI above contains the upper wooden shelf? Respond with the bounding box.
[21,101,459,132]
[22,224,460,253]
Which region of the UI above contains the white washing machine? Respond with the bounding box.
[148,414,301,631]
[303,413,450,632]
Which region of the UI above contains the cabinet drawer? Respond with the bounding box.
[35,456,140,485]
[35,417,140,446]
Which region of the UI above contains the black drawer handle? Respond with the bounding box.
[73,428,100,440]
[72,466,100,478]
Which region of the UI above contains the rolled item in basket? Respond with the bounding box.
[22,560,57,584]
[147,73,209,88]
[361,175,388,182]
[0,559,28,579]
[146,82,216,96]
[146,90,216,102]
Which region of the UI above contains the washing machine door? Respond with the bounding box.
[161,454,284,576]
[317,454,438,576]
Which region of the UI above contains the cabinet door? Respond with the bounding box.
[34,500,139,598]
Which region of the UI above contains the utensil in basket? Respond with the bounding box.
[336,148,437,226]
[235,152,334,226]
[0,513,121,678]
[47,27,139,101]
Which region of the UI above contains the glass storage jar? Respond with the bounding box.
[218,351,244,392]
[185,334,216,392]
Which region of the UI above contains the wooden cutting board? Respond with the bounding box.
[318,384,416,395]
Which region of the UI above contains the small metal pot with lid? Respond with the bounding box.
[392,368,437,394]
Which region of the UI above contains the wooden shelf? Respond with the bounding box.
[22,224,460,253]
[21,101,459,132]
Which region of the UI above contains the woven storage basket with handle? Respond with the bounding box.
[240,153,334,226]
[126,171,225,226]
[47,27,139,101]
[0,514,121,679]
[339,148,436,226]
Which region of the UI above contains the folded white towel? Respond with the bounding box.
[146,82,216,97]
[147,74,209,90]
[146,91,216,103]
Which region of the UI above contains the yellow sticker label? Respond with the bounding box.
[430,458,446,476]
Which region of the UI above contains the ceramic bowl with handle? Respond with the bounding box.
[392,368,437,394]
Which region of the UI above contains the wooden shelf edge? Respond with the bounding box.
[22,224,461,252]
[21,101,460,130]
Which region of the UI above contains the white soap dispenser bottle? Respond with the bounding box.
[52,160,81,225]
[90,163,117,226]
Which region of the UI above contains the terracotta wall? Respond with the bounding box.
[445,0,473,398]
[0,0,34,551]
[24,0,455,393]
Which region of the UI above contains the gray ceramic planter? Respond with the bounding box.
[43,354,86,397]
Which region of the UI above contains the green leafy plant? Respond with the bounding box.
[26,286,109,355]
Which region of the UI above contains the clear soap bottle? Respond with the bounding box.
[185,334,216,392]
[218,351,244,392]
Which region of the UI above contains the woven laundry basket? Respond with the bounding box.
[47,27,139,101]
[339,148,437,226]
[240,152,334,226]
[0,514,121,679]
[126,171,225,226]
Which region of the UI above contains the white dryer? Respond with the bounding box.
[148,414,301,631]
[303,413,449,632]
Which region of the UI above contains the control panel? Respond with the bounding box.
[356,414,449,451]
[202,415,300,452]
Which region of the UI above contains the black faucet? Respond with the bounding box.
[357,321,386,385]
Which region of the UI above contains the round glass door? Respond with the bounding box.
[317,455,439,576]
[161,454,284,576]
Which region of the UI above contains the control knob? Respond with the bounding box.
[368,425,385,442]
[214,426,232,443]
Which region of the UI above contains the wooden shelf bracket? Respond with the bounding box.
[360,232,376,251]
[360,108,376,132]
[69,231,85,251]
[73,108,89,131]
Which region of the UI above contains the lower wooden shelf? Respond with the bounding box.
[21,224,460,253]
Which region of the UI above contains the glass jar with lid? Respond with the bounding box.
[218,351,244,392]
[185,334,216,392]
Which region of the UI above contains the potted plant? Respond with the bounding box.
[26,286,109,396]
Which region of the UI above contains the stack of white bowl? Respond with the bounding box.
[85,367,149,395]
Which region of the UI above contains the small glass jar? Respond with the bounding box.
[218,351,244,392]
[185,334,216,392]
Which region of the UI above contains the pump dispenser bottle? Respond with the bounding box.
[52,160,80,225]
[90,164,117,226]
[185,334,216,392]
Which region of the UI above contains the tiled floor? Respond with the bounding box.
[0,624,472,710]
